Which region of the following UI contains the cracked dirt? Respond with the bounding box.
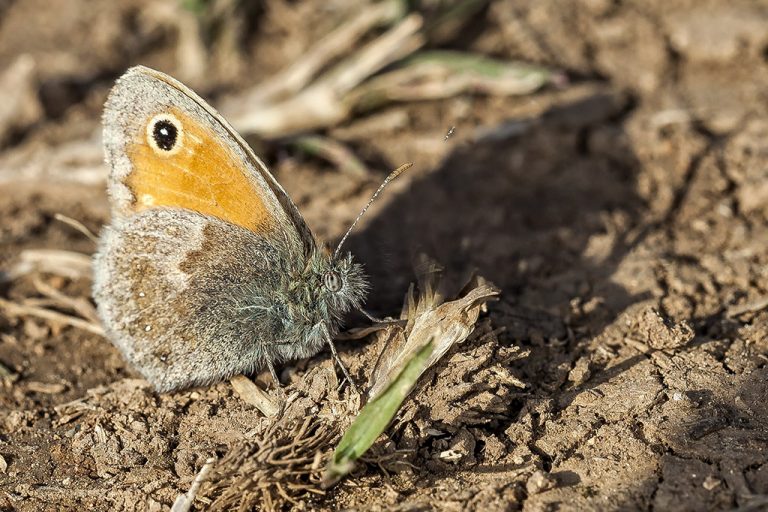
[1,1,768,510]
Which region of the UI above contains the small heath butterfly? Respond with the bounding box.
[93,66,377,392]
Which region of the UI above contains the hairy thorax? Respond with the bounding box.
[237,247,366,364]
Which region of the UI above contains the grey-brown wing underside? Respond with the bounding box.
[92,208,319,391]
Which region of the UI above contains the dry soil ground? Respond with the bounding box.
[1,1,768,511]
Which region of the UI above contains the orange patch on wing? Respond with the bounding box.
[125,107,274,234]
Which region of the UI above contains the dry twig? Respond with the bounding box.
[0,298,104,336]
[230,0,406,106]
[172,456,217,512]
[229,375,280,417]
[3,249,92,282]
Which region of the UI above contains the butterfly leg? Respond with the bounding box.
[328,339,360,394]
[265,357,282,387]
[320,323,359,394]
[360,308,388,323]
[359,309,406,327]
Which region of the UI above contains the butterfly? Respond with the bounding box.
[93,66,382,392]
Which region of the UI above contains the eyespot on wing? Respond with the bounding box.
[125,106,277,234]
[103,65,312,245]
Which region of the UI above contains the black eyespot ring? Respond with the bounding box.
[153,120,178,151]
[324,271,342,293]
[146,113,183,155]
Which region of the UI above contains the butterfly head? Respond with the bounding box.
[308,163,411,323]
[312,250,368,321]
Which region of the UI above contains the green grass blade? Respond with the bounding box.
[323,338,435,487]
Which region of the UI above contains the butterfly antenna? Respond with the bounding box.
[334,162,413,259]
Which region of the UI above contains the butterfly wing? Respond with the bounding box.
[93,208,325,391]
[102,65,314,252]
[94,208,260,391]
[95,67,327,390]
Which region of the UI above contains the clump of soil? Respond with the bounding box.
[2,1,768,511]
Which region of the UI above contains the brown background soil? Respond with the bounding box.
[2,1,768,511]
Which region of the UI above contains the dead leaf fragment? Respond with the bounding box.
[368,257,499,400]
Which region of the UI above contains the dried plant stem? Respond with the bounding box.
[322,13,424,96]
[235,0,406,106]
[4,249,92,282]
[32,277,100,323]
[230,375,280,417]
[727,296,768,317]
[0,54,41,144]
[291,135,370,178]
[228,14,424,136]
[349,51,555,111]
[53,213,98,244]
[171,456,217,512]
[0,298,104,336]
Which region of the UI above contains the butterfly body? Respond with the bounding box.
[93,67,366,391]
